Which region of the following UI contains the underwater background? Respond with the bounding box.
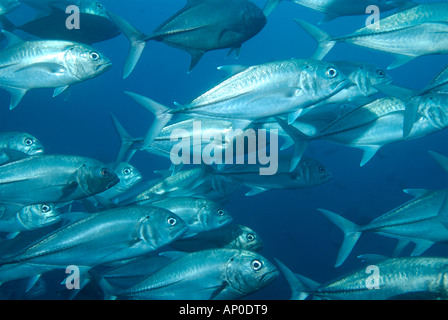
[0,0,447,300]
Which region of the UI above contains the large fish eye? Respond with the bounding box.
[251,259,263,271]
[101,168,111,177]
[167,217,177,226]
[218,209,225,216]
[24,138,34,146]
[246,233,255,242]
[377,69,386,78]
[123,168,132,175]
[96,2,104,9]
[90,51,100,61]
[326,67,338,78]
[319,167,326,173]
[41,204,51,213]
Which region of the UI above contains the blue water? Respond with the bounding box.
[0,0,447,300]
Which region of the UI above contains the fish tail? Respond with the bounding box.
[293,19,336,60]
[124,92,173,148]
[275,259,319,300]
[107,11,149,79]
[110,114,140,167]
[316,209,361,268]
[276,117,310,172]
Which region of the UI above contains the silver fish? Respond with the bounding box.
[0,206,188,285]
[0,31,111,110]
[276,256,448,300]
[207,155,332,196]
[149,197,233,237]
[170,224,264,252]
[125,59,349,147]
[98,249,278,300]
[296,2,448,69]
[0,203,61,235]
[0,154,119,205]
[0,132,44,165]
[279,93,448,167]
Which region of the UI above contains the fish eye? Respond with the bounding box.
[218,209,225,216]
[24,138,34,146]
[246,233,255,242]
[377,70,386,78]
[123,168,131,175]
[97,2,103,9]
[319,167,326,173]
[101,168,111,177]
[90,52,100,61]
[326,67,338,78]
[41,204,51,213]
[251,259,263,271]
[167,217,177,226]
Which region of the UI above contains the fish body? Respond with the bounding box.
[0,32,111,109]
[106,249,278,300]
[277,257,448,300]
[0,154,119,205]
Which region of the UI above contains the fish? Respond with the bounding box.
[119,167,209,206]
[148,197,233,237]
[0,206,188,286]
[19,0,104,14]
[0,31,111,110]
[107,0,281,78]
[289,0,415,23]
[278,92,448,167]
[317,150,448,267]
[97,248,279,300]
[125,59,349,147]
[83,162,143,210]
[0,0,19,16]
[0,154,119,205]
[0,2,121,45]
[317,188,448,267]
[295,2,448,69]
[110,114,237,167]
[0,132,44,165]
[0,203,61,236]
[206,154,333,196]
[170,224,264,252]
[276,256,448,300]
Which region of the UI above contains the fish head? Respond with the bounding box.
[18,203,61,229]
[77,162,120,196]
[295,156,332,186]
[226,225,264,251]
[343,63,392,96]
[113,162,143,193]
[417,93,448,130]
[64,44,111,81]
[225,250,279,296]
[139,208,188,249]
[79,0,108,18]
[198,200,233,231]
[6,132,44,156]
[301,61,349,100]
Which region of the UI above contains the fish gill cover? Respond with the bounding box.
[0,0,446,301]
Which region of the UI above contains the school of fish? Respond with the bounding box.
[0,0,447,300]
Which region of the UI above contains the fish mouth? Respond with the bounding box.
[331,79,351,92]
[173,225,189,240]
[29,148,44,156]
[96,61,112,72]
[250,242,264,252]
[106,176,120,189]
[261,269,280,285]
